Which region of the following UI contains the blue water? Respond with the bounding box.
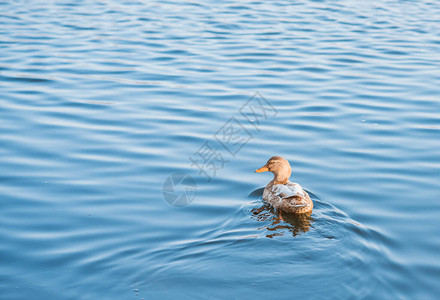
[1,0,440,299]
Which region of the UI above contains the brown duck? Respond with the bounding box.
[255,156,313,214]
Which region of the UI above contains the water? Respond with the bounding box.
[1,0,440,299]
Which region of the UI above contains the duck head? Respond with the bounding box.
[255,156,292,184]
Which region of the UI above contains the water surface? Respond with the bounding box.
[1,0,440,299]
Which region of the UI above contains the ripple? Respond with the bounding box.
[1,0,440,299]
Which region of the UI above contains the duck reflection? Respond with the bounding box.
[250,200,313,238]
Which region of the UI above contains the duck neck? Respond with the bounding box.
[272,169,291,185]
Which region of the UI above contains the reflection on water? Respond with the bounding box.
[251,203,313,238]
[248,187,313,238]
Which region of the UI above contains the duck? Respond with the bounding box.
[255,156,313,214]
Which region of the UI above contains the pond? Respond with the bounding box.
[1,1,440,299]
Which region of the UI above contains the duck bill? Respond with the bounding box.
[255,165,269,173]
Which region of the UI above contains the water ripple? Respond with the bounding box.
[1,0,440,299]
